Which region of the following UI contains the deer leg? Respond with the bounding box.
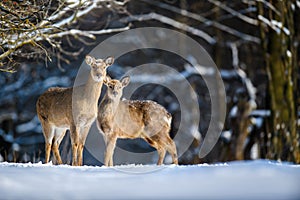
[77,143,83,166]
[41,123,54,164]
[45,143,52,164]
[157,148,166,165]
[103,136,113,166]
[104,135,117,167]
[108,154,113,166]
[166,138,178,165]
[52,143,62,165]
[52,128,67,165]
[144,136,166,165]
[70,125,79,166]
[77,126,91,166]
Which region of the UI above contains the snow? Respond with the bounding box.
[186,56,215,76]
[43,76,71,88]
[250,143,259,159]
[220,69,238,79]
[291,3,295,11]
[258,15,290,36]
[251,109,271,117]
[252,117,264,128]
[221,130,232,142]
[0,160,299,199]
[283,27,290,36]
[0,131,14,143]
[287,50,292,58]
[229,105,238,117]
[16,116,41,134]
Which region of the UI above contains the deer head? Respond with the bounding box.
[104,76,130,99]
[85,55,114,82]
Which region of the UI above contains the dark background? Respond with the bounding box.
[0,0,299,164]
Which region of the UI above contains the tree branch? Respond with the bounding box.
[139,0,260,44]
[207,0,258,25]
[0,0,130,72]
[121,13,216,44]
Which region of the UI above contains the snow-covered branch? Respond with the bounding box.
[228,42,240,68]
[0,0,130,72]
[121,12,216,44]
[256,0,281,15]
[139,0,260,44]
[258,15,290,35]
[228,42,256,105]
[207,0,258,25]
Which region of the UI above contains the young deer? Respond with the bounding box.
[36,55,113,166]
[97,76,178,166]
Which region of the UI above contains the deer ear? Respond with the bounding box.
[104,75,112,84]
[85,55,95,65]
[120,76,130,87]
[104,56,114,66]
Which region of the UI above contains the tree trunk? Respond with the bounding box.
[258,0,300,163]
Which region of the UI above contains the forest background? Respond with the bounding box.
[0,0,299,165]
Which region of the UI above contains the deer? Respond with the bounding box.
[97,76,178,166]
[36,55,114,166]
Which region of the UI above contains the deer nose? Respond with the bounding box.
[113,91,118,96]
[96,73,103,78]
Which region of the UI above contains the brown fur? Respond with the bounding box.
[36,55,114,166]
[97,76,178,166]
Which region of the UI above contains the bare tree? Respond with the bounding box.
[0,0,130,72]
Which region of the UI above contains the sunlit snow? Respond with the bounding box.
[0,160,299,199]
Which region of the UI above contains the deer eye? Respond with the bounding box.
[92,64,98,69]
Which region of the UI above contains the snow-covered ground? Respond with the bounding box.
[0,160,299,200]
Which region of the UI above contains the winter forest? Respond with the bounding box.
[0,0,300,199]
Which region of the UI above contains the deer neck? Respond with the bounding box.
[84,72,103,105]
[99,93,120,121]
